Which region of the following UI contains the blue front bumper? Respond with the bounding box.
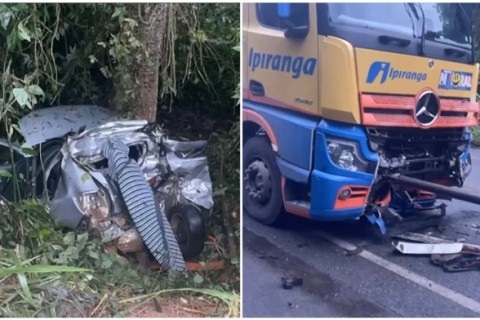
[309,119,378,221]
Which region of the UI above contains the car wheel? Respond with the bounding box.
[167,204,205,260]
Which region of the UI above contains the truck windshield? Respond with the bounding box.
[328,3,472,50]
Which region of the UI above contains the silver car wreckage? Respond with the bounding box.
[0,105,213,272]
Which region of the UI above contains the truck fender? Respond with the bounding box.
[243,108,279,153]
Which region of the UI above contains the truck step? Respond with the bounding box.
[285,200,311,210]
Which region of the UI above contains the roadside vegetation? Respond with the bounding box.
[0,3,239,317]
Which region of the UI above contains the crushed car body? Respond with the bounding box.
[1,105,214,271]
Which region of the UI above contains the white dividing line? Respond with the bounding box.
[316,231,480,315]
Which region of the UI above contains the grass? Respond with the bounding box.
[0,115,240,317]
[471,126,480,146]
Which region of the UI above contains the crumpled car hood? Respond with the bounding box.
[18,105,117,146]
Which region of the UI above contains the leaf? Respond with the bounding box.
[80,172,90,183]
[64,246,79,260]
[88,55,97,64]
[21,143,37,157]
[0,169,12,178]
[77,232,89,242]
[0,265,90,276]
[0,8,12,29]
[38,228,51,241]
[193,273,204,284]
[87,251,99,260]
[17,21,31,42]
[100,258,112,269]
[27,85,44,96]
[17,272,33,305]
[12,88,30,107]
[63,232,75,246]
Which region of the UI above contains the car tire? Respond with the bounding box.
[167,204,205,260]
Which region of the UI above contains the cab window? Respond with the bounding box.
[256,3,309,30]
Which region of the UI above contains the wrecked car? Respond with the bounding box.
[0,105,213,271]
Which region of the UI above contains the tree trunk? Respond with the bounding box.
[132,4,167,122]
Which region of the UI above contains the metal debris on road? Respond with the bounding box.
[392,232,480,272]
[431,253,480,272]
[392,232,452,244]
[281,277,303,290]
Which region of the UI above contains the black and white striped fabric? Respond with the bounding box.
[102,136,185,272]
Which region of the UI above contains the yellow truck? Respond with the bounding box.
[242,3,480,233]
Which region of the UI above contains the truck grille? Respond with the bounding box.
[360,93,478,128]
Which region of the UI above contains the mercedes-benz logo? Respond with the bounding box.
[414,91,440,127]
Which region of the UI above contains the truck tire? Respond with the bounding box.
[243,136,285,225]
[167,204,205,260]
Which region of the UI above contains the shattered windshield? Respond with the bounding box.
[327,3,472,49]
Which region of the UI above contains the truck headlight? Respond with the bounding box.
[327,138,369,172]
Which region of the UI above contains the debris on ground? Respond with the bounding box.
[392,231,451,244]
[287,302,299,309]
[392,232,480,272]
[431,253,480,272]
[281,277,303,290]
[344,247,363,256]
[392,240,463,254]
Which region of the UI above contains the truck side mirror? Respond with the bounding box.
[277,3,291,18]
[277,3,309,40]
[284,26,309,39]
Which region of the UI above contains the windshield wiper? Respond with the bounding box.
[407,3,425,56]
[416,3,426,56]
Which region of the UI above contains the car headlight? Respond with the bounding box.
[73,190,110,221]
[327,138,369,172]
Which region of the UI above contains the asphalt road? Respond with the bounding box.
[242,148,480,317]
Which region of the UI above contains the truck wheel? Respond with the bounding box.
[243,136,285,225]
[167,204,205,260]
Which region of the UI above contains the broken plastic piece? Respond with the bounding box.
[366,213,387,235]
[392,232,452,244]
[392,240,463,255]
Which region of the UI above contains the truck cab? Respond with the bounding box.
[243,3,479,229]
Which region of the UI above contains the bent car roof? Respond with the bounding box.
[18,105,118,146]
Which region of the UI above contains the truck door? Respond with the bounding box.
[245,3,319,116]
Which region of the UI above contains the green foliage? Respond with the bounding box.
[0,200,237,316]
[471,126,480,146]
[169,3,240,118]
[0,3,239,125]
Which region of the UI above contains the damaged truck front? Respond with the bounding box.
[243,3,480,232]
[0,105,213,271]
